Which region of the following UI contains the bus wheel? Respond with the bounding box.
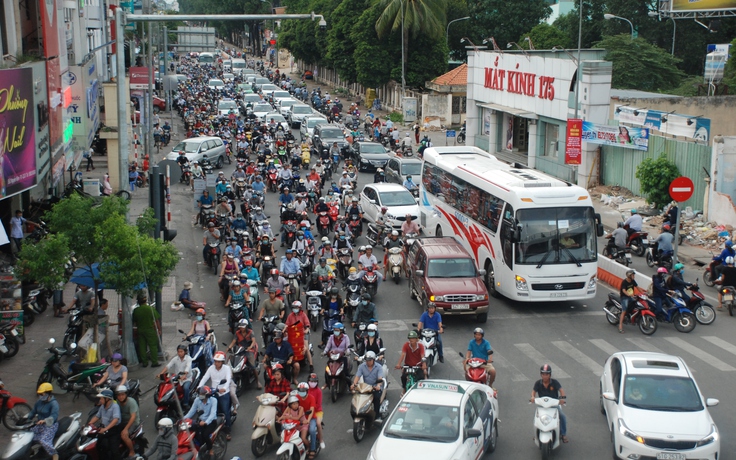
[485,260,499,298]
[436,225,443,237]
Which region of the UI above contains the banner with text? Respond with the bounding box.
[0,68,38,198]
[582,121,649,151]
[565,119,582,165]
[671,0,736,11]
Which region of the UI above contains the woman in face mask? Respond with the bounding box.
[185,308,214,367]
[27,383,60,460]
[364,323,384,359]
[306,373,326,451]
[321,322,351,388]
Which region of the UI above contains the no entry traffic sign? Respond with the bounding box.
[669,176,694,202]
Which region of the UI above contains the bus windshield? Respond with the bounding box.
[515,207,597,266]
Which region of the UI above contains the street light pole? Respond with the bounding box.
[604,13,635,39]
[400,0,405,109]
[446,16,470,45]
[574,0,582,119]
[648,11,676,55]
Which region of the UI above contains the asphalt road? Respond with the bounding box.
[3,121,735,460]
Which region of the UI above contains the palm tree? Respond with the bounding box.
[375,0,447,85]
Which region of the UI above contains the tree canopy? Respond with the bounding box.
[468,0,551,49]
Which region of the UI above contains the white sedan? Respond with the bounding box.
[250,102,274,121]
[601,351,720,460]
[368,380,498,460]
[207,79,224,91]
[359,183,419,230]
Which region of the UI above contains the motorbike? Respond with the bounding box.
[179,330,216,376]
[337,248,353,280]
[261,315,280,347]
[682,281,716,325]
[648,293,696,333]
[645,241,673,270]
[260,255,276,286]
[267,170,279,193]
[352,323,370,357]
[276,417,315,460]
[316,212,331,237]
[415,327,439,377]
[401,364,424,393]
[295,249,313,280]
[704,257,720,287]
[721,285,736,317]
[0,412,82,460]
[154,370,200,424]
[69,422,148,460]
[306,291,323,332]
[350,365,389,442]
[251,393,283,457]
[0,382,31,430]
[283,220,298,248]
[623,225,649,257]
[246,279,261,318]
[227,302,248,334]
[463,354,493,385]
[285,274,301,306]
[603,293,658,335]
[348,214,362,238]
[235,178,248,200]
[365,223,387,247]
[533,397,562,459]
[0,323,20,359]
[325,347,353,403]
[387,247,404,284]
[344,282,361,320]
[602,240,631,267]
[207,242,221,274]
[456,126,466,144]
[228,344,260,396]
[37,339,108,401]
[179,164,192,185]
[361,266,379,299]
[63,307,85,351]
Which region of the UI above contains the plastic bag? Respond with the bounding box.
[84,343,98,363]
[78,329,94,350]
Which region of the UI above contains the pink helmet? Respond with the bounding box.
[657,267,668,274]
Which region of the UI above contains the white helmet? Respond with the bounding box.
[158,417,174,428]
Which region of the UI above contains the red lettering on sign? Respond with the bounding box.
[483,67,555,100]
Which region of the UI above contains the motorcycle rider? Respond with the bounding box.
[617,269,639,334]
[280,202,299,247]
[624,209,643,236]
[531,364,568,444]
[198,351,233,440]
[605,222,628,258]
[278,167,294,191]
[258,287,286,323]
[395,331,426,395]
[295,381,320,457]
[716,256,736,310]
[352,350,385,422]
[357,245,384,287]
[363,323,383,357]
[202,223,221,266]
[294,194,309,214]
[266,268,288,297]
[218,254,240,301]
[241,259,261,283]
[669,263,692,304]
[318,239,338,263]
[383,230,404,277]
[183,387,218,454]
[141,417,178,460]
[323,321,351,380]
[654,225,675,260]
[373,168,386,183]
[224,237,243,260]
[313,257,335,282]
[417,303,444,363]
[251,206,268,225]
[190,161,205,190]
[263,330,297,383]
[185,308,215,369]
[88,389,122,460]
[401,214,421,236]
[286,301,314,374]
[314,196,329,215]
[252,175,266,194]
[280,249,303,298]
[711,240,735,281]
[159,344,194,409]
[115,385,140,458]
[292,231,312,253]
[306,374,326,450]
[27,383,60,460]
[402,175,418,192]
[334,221,353,243]
[197,189,215,226]
[345,197,364,235]
[227,319,262,389]
[463,327,496,386]
[652,267,674,315]
[352,292,378,328]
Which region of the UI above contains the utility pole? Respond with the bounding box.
[146,0,154,162]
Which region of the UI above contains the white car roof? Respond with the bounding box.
[365,183,410,193]
[616,352,691,378]
[402,380,483,406]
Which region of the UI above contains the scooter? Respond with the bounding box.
[603,292,658,335]
[533,397,562,459]
[276,418,315,460]
[251,393,283,457]
[0,381,31,431]
[69,422,148,460]
[350,351,389,443]
[645,241,673,270]
[344,282,361,321]
[207,242,221,274]
[228,344,260,396]
[337,248,352,280]
[361,266,378,299]
[179,330,216,377]
[63,307,85,350]
[246,279,261,318]
[415,327,439,377]
[387,247,404,284]
[316,212,331,237]
[602,240,631,267]
[648,293,696,333]
[683,281,716,325]
[623,225,649,257]
[463,355,493,385]
[306,291,323,332]
[0,323,20,359]
[261,315,281,347]
[154,370,200,424]
[227,302,247,334]
[37,339,108,402]
[324,347,352,403]
[0,412,82,460]
[721,285,736,317]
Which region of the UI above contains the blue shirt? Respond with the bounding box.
[29,396,59,423]
[199,194,214,205]
[265,340,294,362]
[252,181,266,193]
[279,193,295,204]
[419,311,442,331]
[184,396,218,425]
[355,362,384,386]
[241,267,260,281]
[232,218,248,230]
[280,257,301,275]
[215,183,228,194]
[467,338,492,360]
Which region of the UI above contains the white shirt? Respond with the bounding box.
[294,200,308,213]
[359,254,378,268]
[199,364,233,392]
[166,355,194,382]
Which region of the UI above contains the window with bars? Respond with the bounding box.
[451,96,466,114]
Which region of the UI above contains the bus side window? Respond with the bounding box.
[500,205,515,269]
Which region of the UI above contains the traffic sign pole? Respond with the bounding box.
[668,177,694,265]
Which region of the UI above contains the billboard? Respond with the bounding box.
[582,121,649,151]
[0,68,38,197]
[614,106,710,143]
[565,119,582,165]
[671,0,736,11]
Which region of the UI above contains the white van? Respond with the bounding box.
[231,58,247,75]
[198,52,215,66]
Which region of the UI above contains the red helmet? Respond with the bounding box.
[196,308,206,315]
[271,363,284,373]
[270,268,279,275]
[198,386,211,395]
[245,259,253,266]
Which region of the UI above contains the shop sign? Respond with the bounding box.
[484,67,556,101]
[565,119,582,165]
[0,68,38,198]
[582,121,649,151]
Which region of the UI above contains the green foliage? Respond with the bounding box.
[388,111,404,123]
[669,76,702,97]
[724,37,736,88]
[446,0,471,61]
[375,0,447,40]
[136,208,158,235]
[325,0,371,83]
[596,35,686,91]
[635,154,680,207]
[469,0,550,49]
[352,5,393,88]
[519,23,571,50]
[15,234,71,291]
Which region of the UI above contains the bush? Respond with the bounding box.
[635,153,680,207]
[388,111,403,123]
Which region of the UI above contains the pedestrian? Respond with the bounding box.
[9,210,27,256]
[85,147,95,171]
[131,292,161,367]
[413,123,420,144]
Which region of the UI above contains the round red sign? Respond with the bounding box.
[669,176,694,202]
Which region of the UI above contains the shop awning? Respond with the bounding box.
[477,102,538,120]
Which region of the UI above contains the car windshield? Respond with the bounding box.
[379,190,416,207]
[385,402,459,443]
[401,163,422,176]
[223,73,235,80]
[623,375,704,412]
[245,95,261,102]
[515,207,597,266]
[199,54,214,63]
[307,118,325,128]
[360,143,386,154]
[218,101,237,110]
[253,104,272,112]
[273,91,290,98]
[427,258,477,278]
[320,129,343,139]
[256,78,270,84]
[208,80,224,87]
[232,61,246,68]
[280,100,297,109]
[268,114,286,122]
[292,106,312,114]
[172,141,199,153]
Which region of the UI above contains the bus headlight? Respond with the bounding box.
[515,275,528,291]
[588,275,597,289]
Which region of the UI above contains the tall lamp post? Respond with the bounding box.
[400,0,405,109]
[648,11,676,55]
[446,16,470,45]
[604,13,635,39]
[261,0,276,66]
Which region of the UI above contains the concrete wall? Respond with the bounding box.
[421,93,451,127]
[708,136,736,226]
[609,96,736,137]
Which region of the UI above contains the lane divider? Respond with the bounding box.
[597,253,652,292]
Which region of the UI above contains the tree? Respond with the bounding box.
[724,37,736,88]
[518,23,571,50]
[635,153,680,207]
[353,5,394,88]
[596,35,686,91]
[468,0,550,49]
[445,0,471,61]
[325,0,372,83]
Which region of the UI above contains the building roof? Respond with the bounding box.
[611,89,682,100]
[432,63,467,86]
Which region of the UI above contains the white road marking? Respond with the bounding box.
[514,343,570,379]
[552,341,603,376]
[702,336,736,357]
[492,352,530,382]
[664,337,736,372]
[589,339,619,356]
[625,338,664,353]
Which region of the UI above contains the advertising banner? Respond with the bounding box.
[614,106,710,142]
[47,57,62,149]
[0,68,38,198]
[39,0,60,58]
[565,119,583,165]
[129,67,150,90]
[0,310,24,337]
[671,0,736,11]
[582,121,649,151]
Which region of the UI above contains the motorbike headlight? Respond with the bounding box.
[539,414,553,426]
[696,425,719,447]
[429,295,444,302]
[515,275,528,291]
[359,400,373,414]
[618,419,645,444]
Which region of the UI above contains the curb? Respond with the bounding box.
[597,253,653,293]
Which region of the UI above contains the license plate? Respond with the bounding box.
[642,239,648,244]
[657,453,685,460]
[550,293,568,298]
[625,253,632,260]
[724,294,733,301]
[451,304,470,310]
[10,329,17,336]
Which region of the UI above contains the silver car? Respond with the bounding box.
[165,136,227,168]
[288,104,316,129]
[300,116,328,140]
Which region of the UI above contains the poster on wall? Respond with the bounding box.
[483,109,491,135]
[0,68,38,198]
[614,105,710,143]
[582,121,649,151]
[565,119,582,165]
[504,113,514,151]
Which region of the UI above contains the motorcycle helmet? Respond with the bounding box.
[330,287,339,296]
[311,272,319,281]
[391,230,399,236]
[285,249,294,255]
[674,263,684,271]
[662,224,671,231]
[352,197,358,202]
[272,363,284,373]
[37,383,53,394]
[308,373,319,383]
[726,256,735,265]
[158,417,174,428]
[359,245,366,252]
[407,331,418,339]
[657,267,669,274]
[617,222,624,228]
[381,206,388,213]
[365,351,377,361]
[177,344,188,352]
[726,240,733,248]
[540,364,552,374]
[349,267,358,274]
[262,234,270,240]
[198,386,211,396]
[321,236,329,243]
[631,209,638,214]
[361,292,371,301]
[111,353,123,362]
[319,197,326,202]
[367,324,378,332]
[245,259,253,266]
[365,245,373,250]
[232,280,241,287]
[287,395,300,405]
[297,382,309,392]
[292,301,303,310]
[297,231,304,237]
[625,269,636,278]
[271,268,279,276]
[97,389,114,400]
[238,319,249,328]
[473,327,484,336]
[115,385,128,394]
[214,351,226,362]
[196,308,206,316]
[334,322,344,330]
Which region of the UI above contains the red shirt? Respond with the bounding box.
[308,387,323,412]
[297,393,316,418]
[265,377,291,397]
[402,342,425,367]
[285,311,310,330]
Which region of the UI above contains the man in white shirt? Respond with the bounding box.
[198,352,234,439]
[357,245,383,286]
[159,345,194,408]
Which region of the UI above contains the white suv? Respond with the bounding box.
[288,104,315,129]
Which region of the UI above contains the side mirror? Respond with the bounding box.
[49,338,56,345]
[369,199,376,205]
[602,391,616,402]
[465,428,482,439]
[478,269,487,276]
[706,398,719,407]
[595,213,604,237]
[415,270,423,277]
